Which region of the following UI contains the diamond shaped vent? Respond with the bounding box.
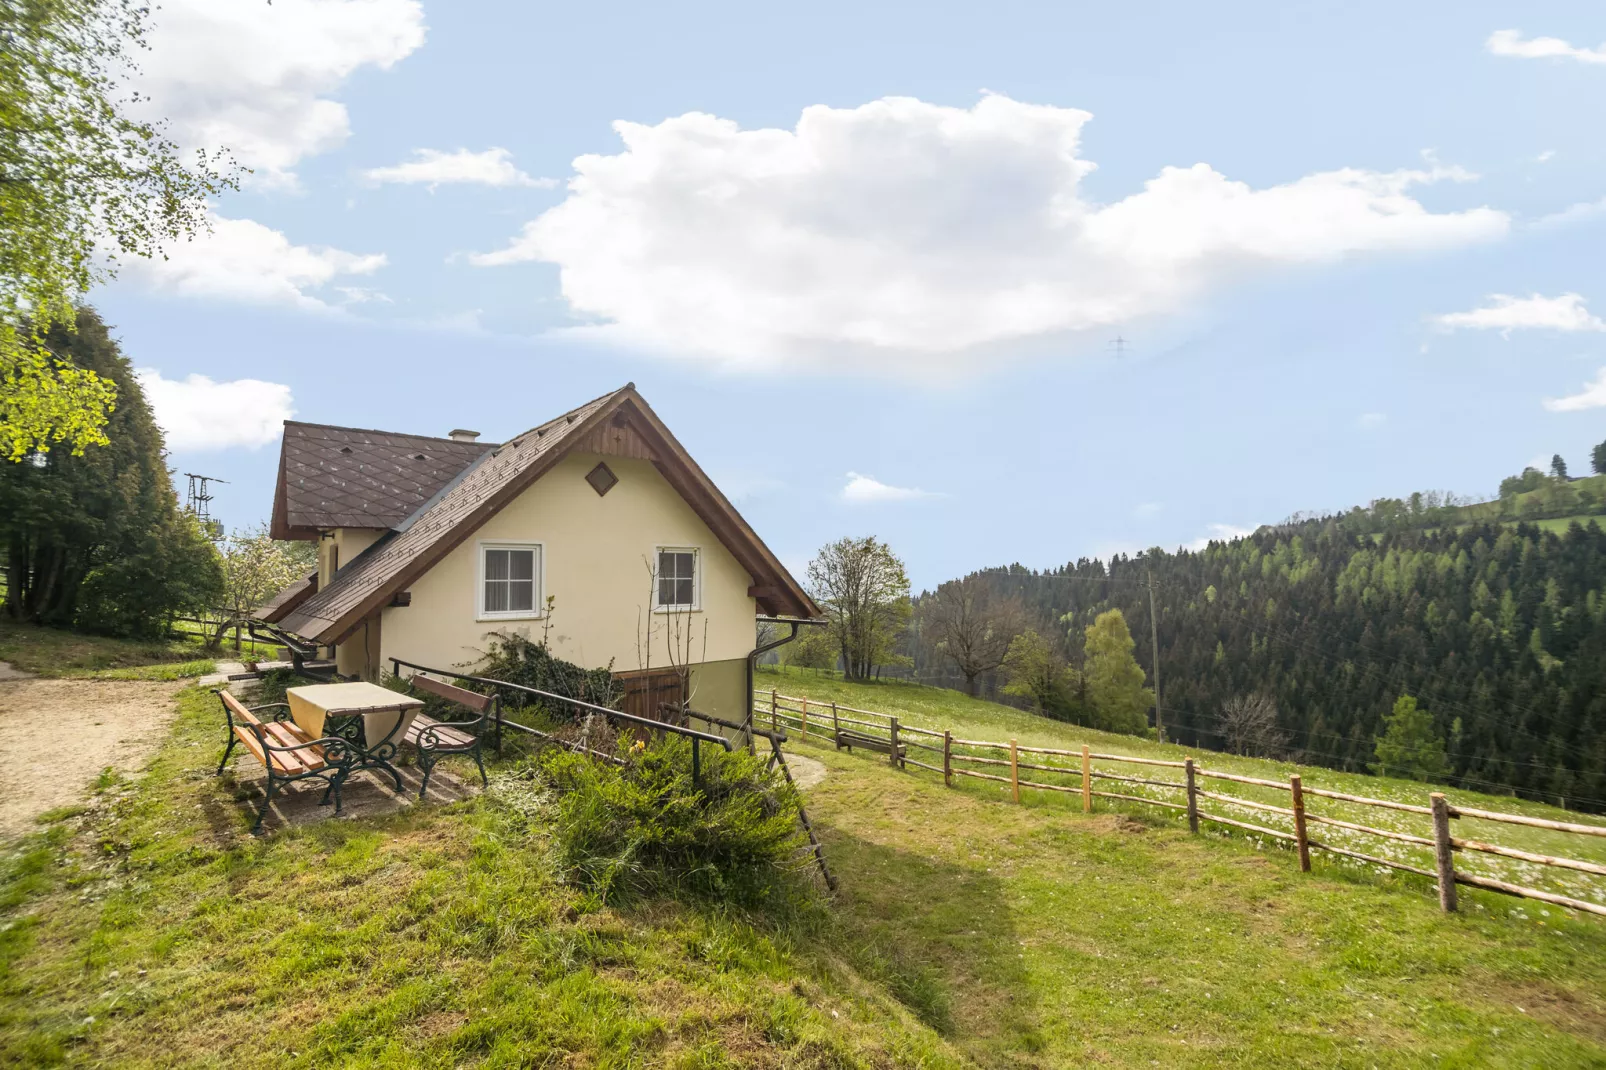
[585,461,618,497]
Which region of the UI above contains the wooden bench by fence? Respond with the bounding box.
[214,689,354,832]
[403,673,499,798]
[835,728,906,763]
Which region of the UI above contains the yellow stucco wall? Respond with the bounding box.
[372,452,758,688]
[320,527,385,588]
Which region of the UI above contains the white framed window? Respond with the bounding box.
[654,546,700,611]
[478,542,543,619]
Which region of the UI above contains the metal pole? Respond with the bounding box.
[692,737,701,788]
[1147,568,1165,744]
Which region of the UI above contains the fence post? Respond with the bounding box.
[1431,792,1458,913]
[1185,757,1199,833]
[943,730,952,787]
[1010,739,1020,803]
[1290,774,1310,872]
[1081,744,1091,813]
[771,689,778,735]
[889,717,901,769]
[831,701,840,740]
[801,697,808,741]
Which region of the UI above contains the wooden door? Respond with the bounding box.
[615,669,687,725]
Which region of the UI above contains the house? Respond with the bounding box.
[257,384,820,727]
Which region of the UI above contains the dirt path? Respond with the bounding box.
[0,678,181,839]
[788,753,827,790]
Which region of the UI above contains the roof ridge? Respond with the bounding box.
[505,383,634,445]
[282,420,502,446]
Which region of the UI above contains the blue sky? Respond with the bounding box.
[101,2,1606,589]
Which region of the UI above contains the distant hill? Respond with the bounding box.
[1278,469,1606,539]
[909,461,1606,812]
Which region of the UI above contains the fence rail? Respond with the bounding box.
[754,687,1606,920]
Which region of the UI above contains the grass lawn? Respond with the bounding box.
[755,666,1606,909]
[2,673,1604,1066]
[0,618,215,677]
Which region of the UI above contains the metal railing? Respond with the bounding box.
[390,657,731,782]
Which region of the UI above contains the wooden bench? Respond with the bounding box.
[402,674,499,798]
[214,690,354,832]
[835,729,906,760]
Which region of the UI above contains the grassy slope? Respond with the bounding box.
[0,687,957,1069]
[2,661,1604,1066]
[0,618,282,678]
[756,666,1606,905]
[763,668,1606,1066]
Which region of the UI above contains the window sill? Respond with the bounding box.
[651,606,702,614]
[476,613,548,623]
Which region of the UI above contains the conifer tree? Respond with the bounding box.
[1371,695,1448,781]
[0,309,222,635]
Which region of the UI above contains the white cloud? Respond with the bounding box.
[1487,29,1606,65]
[1544,368,1606,412]
[1185,523,1256,551]
[1537,197,1606,228]
[1358,412,1386,428]
[135,370,294,450]
[1537,150,1556,163]
[1133,502,1163,518]
[120,213,386,310]
[1432,293,1606,335]
[334,285,393,305]
[471,95,1507,374]
[137,0,427,188]
[363,147,555,189]
[842,472,938,503]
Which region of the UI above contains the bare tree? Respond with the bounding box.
[1219,693,1290,758]
[806,536,910,681]
[923,577,1023,696]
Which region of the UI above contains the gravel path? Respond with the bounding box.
[0,677,181,839]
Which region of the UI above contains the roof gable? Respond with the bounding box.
[270,422,495,539]
[275,385,819,643]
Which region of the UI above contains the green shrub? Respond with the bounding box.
[536,735,812,908]
[474,630,621,721]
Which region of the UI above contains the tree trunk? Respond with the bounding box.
[964,672,979,697]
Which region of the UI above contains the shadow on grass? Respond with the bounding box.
[819,827,1045,1052]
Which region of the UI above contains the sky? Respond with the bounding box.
[96,1,1606,591]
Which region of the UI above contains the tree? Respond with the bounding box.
[214,525,316,647]
[923,576,1023,695]
[1371,695,1448,781]
[1081,609,1152,736]
[1552,454,1569,480]
[3,0,237,461]
[1593,439,1606,476]
[1000,630,1066,714]
[1218,693,1290,758]
[1498,467,1547,499]
[806,537,910,680]
[781,624,839,672]
[0,308,222,635]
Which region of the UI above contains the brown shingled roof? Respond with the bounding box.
[256,570,317,624]
[274,384,819,643]
[269,422,495,539]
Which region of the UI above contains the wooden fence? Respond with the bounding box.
[756,688,1606,919]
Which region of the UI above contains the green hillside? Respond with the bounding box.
[4,676,1606,1066]
[758,665,1606,906]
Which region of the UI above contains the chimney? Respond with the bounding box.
[448,429,480,443]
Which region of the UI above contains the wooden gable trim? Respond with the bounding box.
[574,413,657,462]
